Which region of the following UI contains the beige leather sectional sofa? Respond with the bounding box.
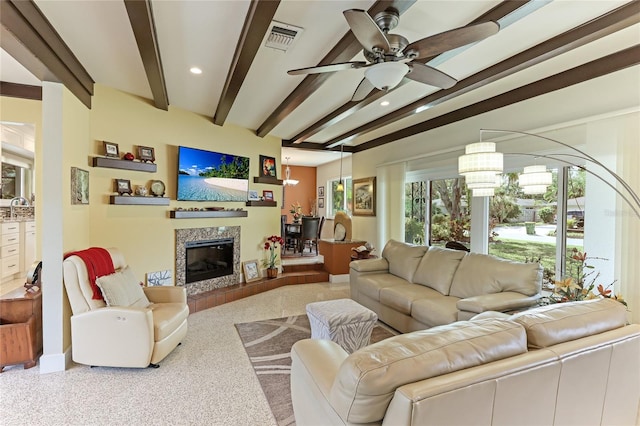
[291,298,640,426]
[350,239,542,333]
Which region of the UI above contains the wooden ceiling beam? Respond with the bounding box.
[256,0,416,138]
[354,45,640,153]
[0,0,93,108]
[124,0,169,111]
[0,81,42,100]
[214,0,280,126]
[283,0,530,146]
[323,0,640,149]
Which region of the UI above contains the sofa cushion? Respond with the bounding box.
[379,283,443,315]
[329,319,527,423]
[95,266,150,308]
[356,273,409,301]
[511,298,628,349]
[411,295,460,327]
[449,253,542,299]
[412,246,467,295]
[382,239,428,283]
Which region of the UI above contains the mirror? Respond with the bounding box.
[0,122,35,206]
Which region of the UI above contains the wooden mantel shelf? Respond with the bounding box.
[92,157,157,172]
[253,176,282,185]
[169,210,248,219]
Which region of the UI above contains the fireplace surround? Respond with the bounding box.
[176,226,240,295]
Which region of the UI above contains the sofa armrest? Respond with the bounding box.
[70,307,154,368]
[291,339,349,426]
[457,292,541,314]
[350,257,389,273]
[144,286,187,304]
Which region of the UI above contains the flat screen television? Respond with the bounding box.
[177,146,250,201]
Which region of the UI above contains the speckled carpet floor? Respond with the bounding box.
[235,315,397,426]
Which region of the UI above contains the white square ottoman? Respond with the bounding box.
[305,298,378,354]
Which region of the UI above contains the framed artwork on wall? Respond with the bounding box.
[71,167,89,205]
[318,186,324,197]
[353,177,376,216]
[318,197,324,209]
[260,155,277,177]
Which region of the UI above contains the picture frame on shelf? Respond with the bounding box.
[248,190,260,201]
[259,155,277,177]
[137,146,155,163]
[242,260,260,283]
[263,190,274,201]
[318,197,324,209]
[318,186,324,197]
[103,141,119,158]
[70,167,89,205]
[115,178,132,195]
[353,177,376,216]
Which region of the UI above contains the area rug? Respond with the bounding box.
[235,314,397,426]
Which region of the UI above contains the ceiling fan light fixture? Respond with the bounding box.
[365,62,409,91]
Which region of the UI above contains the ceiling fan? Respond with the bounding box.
[287,8,499,101]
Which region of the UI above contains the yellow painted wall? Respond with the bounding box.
[88,85,282,280]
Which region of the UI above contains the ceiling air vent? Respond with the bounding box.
[265,21,303,52]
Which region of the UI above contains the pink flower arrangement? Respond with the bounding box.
[263,235,285,269]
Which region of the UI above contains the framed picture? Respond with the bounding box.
[260,155,277,177]
[318,186,324,197]
[137,146,155,163]
[243,260,260,283]
[263,190,274,201]
[103,141,119,158]
[318,197,324,209]
[353,176,376,216]
[70,167,89,205]
[248,190,260,201]
[115,178,132,195]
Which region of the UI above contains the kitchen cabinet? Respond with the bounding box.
[1,222,20,279]
[22,221,36,272]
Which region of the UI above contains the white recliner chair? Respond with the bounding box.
[63,248,188,368]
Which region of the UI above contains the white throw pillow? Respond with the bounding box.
[96,266,150,308]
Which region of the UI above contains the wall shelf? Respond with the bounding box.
[169,210,248,219]
[110,196,170,205]
[253,176,282,185]
[246,200,277,207]
[92,157,157,172]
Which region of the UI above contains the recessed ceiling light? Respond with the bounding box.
[190,67,202,75]
[380,100,390,106]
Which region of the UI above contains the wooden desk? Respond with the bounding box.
[0,287,42,371]
[318,239,366,275]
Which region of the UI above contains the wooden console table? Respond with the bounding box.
[318,239,367,275]
[0,287,42,371]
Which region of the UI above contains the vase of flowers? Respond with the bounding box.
[262,235,284,278]
[290,202,303,223]
[543,248,626,306]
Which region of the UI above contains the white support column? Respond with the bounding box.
[376,162,406,251]
[39,82,67,373]
[470,195,489,254]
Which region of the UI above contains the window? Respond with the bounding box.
[328,177,352,217]
[405,178,470,247]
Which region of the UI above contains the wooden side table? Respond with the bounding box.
[318,239,366,275]
[0,287,42,371]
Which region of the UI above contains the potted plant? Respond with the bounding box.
[262,235,284,278]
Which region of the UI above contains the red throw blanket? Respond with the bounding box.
[64,247,115,300]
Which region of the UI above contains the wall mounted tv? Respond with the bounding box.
[177,146,250,201]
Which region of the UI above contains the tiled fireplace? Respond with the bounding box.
[175,226,240,296]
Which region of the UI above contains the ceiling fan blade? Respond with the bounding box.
[404,21,500,60]
[343,9,390,52]
[406,63,457,89]
[351,77,375,102]
[287,61,367,75]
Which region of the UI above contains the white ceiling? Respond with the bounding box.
[1,0,638,167]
